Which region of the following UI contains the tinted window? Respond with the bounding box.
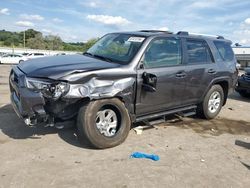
[144,38,182,68]
[187,40,213,64]
[214,41,234,61]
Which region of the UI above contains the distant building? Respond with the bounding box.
[232,47,250,68]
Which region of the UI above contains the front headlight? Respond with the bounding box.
[25,77,69,100]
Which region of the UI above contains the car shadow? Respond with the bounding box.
[0,104,93,149]
[228,92,250,102]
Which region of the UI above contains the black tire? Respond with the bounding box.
[77,98,131,149]
[238,90,250,98]
[19,60,24,64]
[199,85,224,119]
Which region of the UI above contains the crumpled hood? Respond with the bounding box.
[18,54,120,79]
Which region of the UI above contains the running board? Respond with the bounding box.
[135,105,197,123]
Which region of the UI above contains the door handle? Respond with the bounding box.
[208,69,216,74]
[176,72,187,78]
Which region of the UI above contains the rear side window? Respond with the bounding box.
[214,41,234,61]
[144,37,182,68]
[186,39,213,64]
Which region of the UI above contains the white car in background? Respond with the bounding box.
[0,54,27,64]
[27,53,46,59]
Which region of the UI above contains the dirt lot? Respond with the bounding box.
[0,64,250,188]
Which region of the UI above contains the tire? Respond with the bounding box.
[199,85,224,119]
[77,98,131,149]
[19,60,24,64]
[238,90,250,98]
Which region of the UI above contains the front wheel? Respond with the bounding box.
[77,98,131,149]
[199,85,224,119]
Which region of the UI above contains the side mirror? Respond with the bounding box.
[142,72,157,92]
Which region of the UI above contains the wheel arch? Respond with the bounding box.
[202,77,230,106]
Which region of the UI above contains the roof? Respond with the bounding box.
[232,46,250,49]
[235,54,250,61]
[112,30,230,41]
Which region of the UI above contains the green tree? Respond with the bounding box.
[44,35,63,50]
[26,33,46,49]
[82,38,98,52]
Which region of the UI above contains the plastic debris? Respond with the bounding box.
[200,159,205,162]
[133,126,144,135]
[130,152,160,161]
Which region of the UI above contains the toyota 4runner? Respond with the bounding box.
[9,30,238,148]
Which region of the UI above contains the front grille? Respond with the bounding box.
[10,71,20,99]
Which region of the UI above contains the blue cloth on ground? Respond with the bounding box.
[130,152,160,161]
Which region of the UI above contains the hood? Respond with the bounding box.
[18,54,121,79]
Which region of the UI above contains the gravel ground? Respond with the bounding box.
[0,64,250,188]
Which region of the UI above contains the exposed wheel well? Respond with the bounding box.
[213,81,229,105]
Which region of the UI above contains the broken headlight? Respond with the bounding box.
[25,77,69,100]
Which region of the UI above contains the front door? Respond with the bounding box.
[136,37,187,115]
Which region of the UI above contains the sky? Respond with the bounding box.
[0,0,250,45]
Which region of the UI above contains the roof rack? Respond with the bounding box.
[176,31,224,39]
[139,30,173,34]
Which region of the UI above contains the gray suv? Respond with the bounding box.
[9,30,238,148]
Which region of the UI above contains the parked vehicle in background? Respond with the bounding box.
[9,30,238,148]
[27,53,46,59]
[22,52,30,57]
[55,53,66,56]
[0,52,7,57]
[0,53,27,64]
[236,68,250,98]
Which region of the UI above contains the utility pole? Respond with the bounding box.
[23,30,26,48]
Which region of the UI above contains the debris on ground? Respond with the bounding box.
[130,152,160,161]
[211,128,217,132]
[200,159,205,162]
[228,107,234,111]
[133,125,154,135]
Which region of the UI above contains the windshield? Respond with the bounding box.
[86,33,146,64]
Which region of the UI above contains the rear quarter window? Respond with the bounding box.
[214,41,234,61]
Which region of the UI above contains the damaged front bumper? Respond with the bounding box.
[9,67,47,125]
[9,67,84,126]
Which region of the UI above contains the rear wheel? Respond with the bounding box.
[77,98,131,149]
[199,85,224,119]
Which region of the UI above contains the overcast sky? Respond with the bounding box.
[0,0,250,45]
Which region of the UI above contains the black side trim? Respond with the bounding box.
[135,105,197,122]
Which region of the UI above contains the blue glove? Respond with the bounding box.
[130,152,160,161]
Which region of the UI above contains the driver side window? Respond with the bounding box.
[143,37,182,68]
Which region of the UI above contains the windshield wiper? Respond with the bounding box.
[83,52,114,63]
[83,52,94,57]
[92,54,115,63]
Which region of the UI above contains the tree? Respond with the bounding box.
[82,38,98,52]
[26,33,46,49]
[44,35,63,50]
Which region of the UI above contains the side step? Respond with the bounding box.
[136,105,197,123]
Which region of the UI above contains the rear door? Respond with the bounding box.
[136,37,187,115]
[182,38,217,105]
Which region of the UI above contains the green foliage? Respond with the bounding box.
[82,38,98,52]
[26,33,46,49]
[0,29,99,52]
